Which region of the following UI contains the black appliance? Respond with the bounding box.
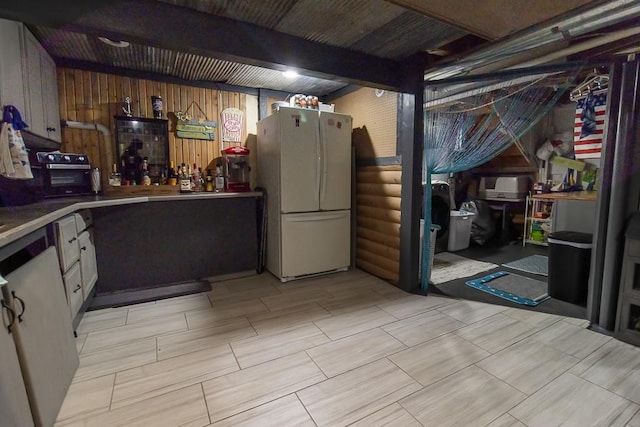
[34,152,92,197]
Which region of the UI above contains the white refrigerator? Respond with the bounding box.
[257,107,352,282]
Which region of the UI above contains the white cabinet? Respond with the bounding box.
[0,303,34,427]
[22,28,61,142]
[2,247,79,426]
[0,18,27,114]
[54,211,98,322]
[79,230,98,296]
[64,261,83,318]
[55,215,80,272]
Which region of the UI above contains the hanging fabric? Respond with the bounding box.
[420,70,578,290]
[573,92,607,159]
[0,106,33,180]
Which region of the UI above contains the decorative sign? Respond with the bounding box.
[174,101,217,140]
[176,120,217,140]
[221,108,244,143]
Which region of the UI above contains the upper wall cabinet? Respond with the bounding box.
[23,28,61,142]
[0,19,27,115]
[0,19,61,142]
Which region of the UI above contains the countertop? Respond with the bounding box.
[531,191,597,201]
[0,191,262,249]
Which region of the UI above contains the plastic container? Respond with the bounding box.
[447,210,475,252]
[547,231,593,304]
[419,219,439,281]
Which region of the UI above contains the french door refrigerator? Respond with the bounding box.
[257,106,352,282]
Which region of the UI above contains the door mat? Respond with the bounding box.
[502,255,548,276]
[430,252,498,285]
[465,271,550,306]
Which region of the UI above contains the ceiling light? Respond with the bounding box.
[98,37,130,48]
[282,70,299,78]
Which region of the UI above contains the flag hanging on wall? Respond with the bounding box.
[573,92,607,159]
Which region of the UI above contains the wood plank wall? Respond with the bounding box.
[57,68,250,179]
[355,165,402,284]
[333,88,402,285]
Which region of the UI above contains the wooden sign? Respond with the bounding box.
[176,119,217,140]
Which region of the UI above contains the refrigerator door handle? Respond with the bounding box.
[320,127,328,203]
[315,130,321,203]
[285,213,346,222]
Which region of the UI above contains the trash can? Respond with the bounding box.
[547,231,593,303]
[419,220,439,281]
[448,211,475,252]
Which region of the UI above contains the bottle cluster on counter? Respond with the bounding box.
[108,160,228,193]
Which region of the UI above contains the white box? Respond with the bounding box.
[319,102,335,112]
[448,211,475,252]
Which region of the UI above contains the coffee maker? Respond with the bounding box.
[221,146,251,192]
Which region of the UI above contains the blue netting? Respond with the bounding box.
[420,72,575,290]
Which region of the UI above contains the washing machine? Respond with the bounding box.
[423,180,453,252]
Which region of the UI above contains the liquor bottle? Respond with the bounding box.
[168,161,177,185]
[205,169,214,192]
[108,163,121,186]
[214,166,225,192]
[179,164,192,193]
[192,163,204,192]
[141,158,151,186]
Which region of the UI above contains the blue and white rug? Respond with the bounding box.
[465,271,550,306]
[502,255,548,276]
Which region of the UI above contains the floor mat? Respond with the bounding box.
[430,252,498,284]
[465,271,550,306]
[502,254,548,276]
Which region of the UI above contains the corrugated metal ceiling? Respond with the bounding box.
[23,0,633,97]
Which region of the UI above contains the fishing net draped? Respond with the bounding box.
[420,72,576,290]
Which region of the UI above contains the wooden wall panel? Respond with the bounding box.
[56,68,252,180]
[354,165,402,285]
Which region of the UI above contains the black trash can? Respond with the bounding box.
[547,231,593,304]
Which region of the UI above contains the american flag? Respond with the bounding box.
[574,92,607,159]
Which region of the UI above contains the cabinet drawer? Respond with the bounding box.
[55,216,80,272]
[78,230,98,297]
[64,262,83,318]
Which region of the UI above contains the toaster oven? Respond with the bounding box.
[33,152,92,197]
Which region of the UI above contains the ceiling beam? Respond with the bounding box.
[0,0,407,91]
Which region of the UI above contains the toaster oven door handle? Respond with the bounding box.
[44,164,91,170]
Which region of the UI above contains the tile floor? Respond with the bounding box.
[56,269,640,426]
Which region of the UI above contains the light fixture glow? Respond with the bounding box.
[282,70,299,79]
[98,37,130,48]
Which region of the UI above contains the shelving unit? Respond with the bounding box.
[523,195,554,246]
[114,117,169,185]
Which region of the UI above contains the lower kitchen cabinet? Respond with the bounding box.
[3,246,79,426]
[0,311,34,427]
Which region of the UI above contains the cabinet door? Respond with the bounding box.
[22,29,45,137]
[55,215,80,272]
[40,51,61,142]
[78,230,98,297]
[0,298,34,427]
[6,247,79,427]
[0,19,26,115]
[64,261,83,318]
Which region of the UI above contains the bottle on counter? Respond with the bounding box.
[168,161,177,185]
[179,163,192,193]
[214,166,225,193]
[141,157,151,186]
[205,169,214,192]
[108,163,121,186]
[192,163,204,192]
